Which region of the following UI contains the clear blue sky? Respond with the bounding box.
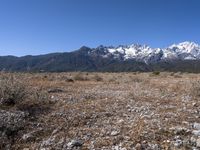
[0,0,200,56]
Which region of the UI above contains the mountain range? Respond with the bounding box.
[1,41,200,72]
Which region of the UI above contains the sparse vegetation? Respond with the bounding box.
[93,74,103,81]
[0,74,50,110]
[0,72,200,149]
[0,74,28,106]
[73,72,88,81]
[191,80,200,98]
[152,71,160,75]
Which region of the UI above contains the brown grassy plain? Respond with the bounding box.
[1,72,200,149]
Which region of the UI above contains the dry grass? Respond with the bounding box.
[0,73,51,115]
[190,80,200,98]
[73,72,89,81]
[0,74,28,106]
[0,72,200,149]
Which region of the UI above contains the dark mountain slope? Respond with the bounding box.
[1,44,200,72]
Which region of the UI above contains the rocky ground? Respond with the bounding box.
[1,72,200,150]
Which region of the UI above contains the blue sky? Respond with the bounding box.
[0,0,200,56]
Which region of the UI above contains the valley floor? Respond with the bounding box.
[1,72,200,149]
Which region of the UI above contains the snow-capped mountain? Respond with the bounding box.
[1,41,200,72]
[166,41,200,60]
[88,41,200,63]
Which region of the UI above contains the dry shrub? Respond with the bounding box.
[173,73,182,78]
[0,74,28,106]
[191,80,200,98]
[74,73,88,81]
[66,78,74,82]
[130,118,145,143]
[0,74,50,116]
[131,76,143,83]
[108,78,116,82]
[93,138,113,148]
[93,74,103,82]
[152,71,160,76]
[170,72,175,76]
[17,88,50,116]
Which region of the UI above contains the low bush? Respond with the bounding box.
[0,74,50,116]
[152,71,160,76]
[191,80,200,98]
[74,73,88,81]
[0,75,28,106]
[93,74,103,82]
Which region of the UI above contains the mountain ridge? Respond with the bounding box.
[86,41,200,63]
[1,41,200,72]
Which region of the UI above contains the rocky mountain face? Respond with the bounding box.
[1,41,200,72]
[88,41,200,63]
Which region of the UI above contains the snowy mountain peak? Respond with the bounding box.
[169,41,200,52]
[88,41,200,63]
[166,41,200,60]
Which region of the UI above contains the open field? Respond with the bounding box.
[1,72,200,149]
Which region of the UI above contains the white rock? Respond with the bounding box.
[190,136,197,145]
[193,102,197,107]
[67,139,83,148]
[117,119,124,124]
[135,143,141,150]
[173,139,183,148]
[196,138,200,147]
[193,123,200,130]
[192,130,200,136]
[40,136,56,147]
[22,133,34,142]
[111,131,119,136]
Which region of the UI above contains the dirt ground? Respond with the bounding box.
[1,72,200,150]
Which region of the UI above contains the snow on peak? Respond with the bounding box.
[106,44,157,60]
[168,41,200,58]
[90,41,200,63]
[169,41,199,52]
